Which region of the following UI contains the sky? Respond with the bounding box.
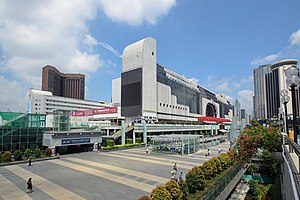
[1,0,300,115]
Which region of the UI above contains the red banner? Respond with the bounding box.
[71,107,117,116]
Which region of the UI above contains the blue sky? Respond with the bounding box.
[1,0,300,114]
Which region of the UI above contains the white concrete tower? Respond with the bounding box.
[121,37,157,121]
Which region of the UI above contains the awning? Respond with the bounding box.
[198,116,231,123]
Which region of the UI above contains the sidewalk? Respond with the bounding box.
[0,156,60,167]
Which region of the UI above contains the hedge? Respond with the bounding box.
[13,150,23,161]
[3,151,12,162]
[24,149,32,158]
[150,185,171,200]
[126,138,133,144]
[34,148,41,158]
[186,166,206,193]
[136,137,142,143]
[106,139,115,147]
[164,180,183,200]
[138,196,151,200]
[45,148,52,156]
[102,143,144,150]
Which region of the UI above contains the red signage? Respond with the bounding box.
[198,116,231,123]
[71,107,117,116]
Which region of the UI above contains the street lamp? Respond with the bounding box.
[285,65,300,144]
[280,89,290,135]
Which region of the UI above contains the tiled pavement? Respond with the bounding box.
[0,141,230,200]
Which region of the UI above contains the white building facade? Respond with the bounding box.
[115,37,233,123]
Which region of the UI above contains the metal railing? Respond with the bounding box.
[282,142,300,200]
[200,164,243,200]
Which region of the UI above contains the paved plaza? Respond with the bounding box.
[0,141,229,200]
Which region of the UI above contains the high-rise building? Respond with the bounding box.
[253,59,299,119]
[114,37,233,123]
[241,109,246,120]
[42,65,85,99]
[253,65,271,119]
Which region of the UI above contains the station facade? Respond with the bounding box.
[114,37,233,124]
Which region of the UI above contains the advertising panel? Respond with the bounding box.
[70,107,117,117]
[61,138,91,145]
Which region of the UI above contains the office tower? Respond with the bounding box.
[42,65,85,99]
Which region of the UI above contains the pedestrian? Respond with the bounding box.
[28,156,32,166]
[207,149,210,156]
[218,147,221,154]
[171,172,178,182]
[173,163,178,174]
[146,147,149,154]
[26,178,33,193]
[179,172,183,181]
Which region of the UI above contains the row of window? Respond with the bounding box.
[159,103,188,111]
[45,98,103,107]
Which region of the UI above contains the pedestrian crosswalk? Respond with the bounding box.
[0,141,229,200]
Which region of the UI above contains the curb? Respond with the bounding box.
[0,156,60,167]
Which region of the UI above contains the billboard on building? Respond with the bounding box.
[70,107,117,117]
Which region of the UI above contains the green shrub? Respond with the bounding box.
[211,157,223,173]
[178,179,189,200]
[248,163,260,174]
[24,149,32,158]
[186,166,206,193]
[126,138,133,144]
[3,151,12,162]
[45,148,52,156]
[138,195,152,200]
[202,161,213,178]
[248,180,260,197]
[165,180,183,200]
[0,152,3,162]
[106,139,115,147]
[150,185,171,200]
[13,150,23,161]
[136,137,142,143]
[34,148,41,158]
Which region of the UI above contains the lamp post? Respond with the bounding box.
[285,66,300,144]
[280,89,290,135]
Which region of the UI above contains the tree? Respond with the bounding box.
[150,186,171,200]
[186,166,206,193]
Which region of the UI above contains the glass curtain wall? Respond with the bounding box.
[151,134,202,155]
[0,113,46,152]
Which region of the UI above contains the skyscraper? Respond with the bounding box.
[253,59,299,119]
[42,65,85,100]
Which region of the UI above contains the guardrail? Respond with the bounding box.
[287,137,300,174]
[201,164,243,200]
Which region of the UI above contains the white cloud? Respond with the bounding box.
[217,81,230,91]
[237,90,253,114]
[0,76,27,112]
[252,27,300,66]
[0,1,102,81]
[82,34,98,52]
[98,42,122,58]
[289,28,300,46]
[251,53,279,65]
[99,0,176,26]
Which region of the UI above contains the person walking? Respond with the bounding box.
[28,156,32,166]
[173,163,178,174]
[207,149,210,156]
[26,178,33,193]
[218,147,221,154]
[179,172,183,181]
